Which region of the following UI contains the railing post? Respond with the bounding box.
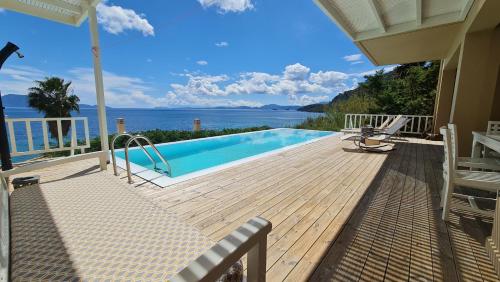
[70,119,77,156]
[247,238,267,282]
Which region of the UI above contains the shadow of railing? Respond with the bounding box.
[308,140,497,281]
[10,183,80,280]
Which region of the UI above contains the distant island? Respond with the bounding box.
[2,93,327,112]
[155,104,303,111]
[1,94,104,109]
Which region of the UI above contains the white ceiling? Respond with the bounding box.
[0,0,101,26]
[316,0,475,41]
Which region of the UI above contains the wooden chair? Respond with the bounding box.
[485,121,500,158]
[441,127,500,221]
[448,124,500,171]
[488,121,500,135]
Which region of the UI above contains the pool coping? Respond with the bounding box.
[112,128,338,187]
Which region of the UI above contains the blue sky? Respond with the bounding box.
[0,0,387,108]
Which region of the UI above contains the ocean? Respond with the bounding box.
[5,107,320,135]
[4,107,320,161]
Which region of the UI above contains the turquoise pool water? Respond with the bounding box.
[115,128,333,178]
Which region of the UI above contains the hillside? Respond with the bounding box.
[295,62,440,131]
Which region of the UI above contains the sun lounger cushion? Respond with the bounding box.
[10,171,242,281]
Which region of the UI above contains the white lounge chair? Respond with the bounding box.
[440,127,500,221]
[340,116,409,150]
[341,115,403,134]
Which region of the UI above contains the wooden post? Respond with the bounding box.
[247,239,267,282]
[194,118,201,132]
[116,118,125,134]
[88,6,109,170]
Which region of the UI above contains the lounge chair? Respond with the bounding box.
[1,168,271,281]
[340,116,409,150]
[341,115,403,134]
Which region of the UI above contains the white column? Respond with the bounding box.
[88,6,109,170]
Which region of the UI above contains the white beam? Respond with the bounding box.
[42,0,82,14]
[0,0,76,25]
[314,0,356,40]
[416,0,422,26]
[460,0,474,21]
[88,6,109,169]
[367,0,386,32]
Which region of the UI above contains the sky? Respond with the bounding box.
[0,0,390,108]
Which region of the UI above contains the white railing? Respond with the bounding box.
[5,117,91,157]
[172,217,272,282]
[344,114,434,135]
[0,175,9,282]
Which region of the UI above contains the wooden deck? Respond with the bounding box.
[10,135,500,281]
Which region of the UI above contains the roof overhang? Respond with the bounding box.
[315,0,476,65]
[0,0,101,26]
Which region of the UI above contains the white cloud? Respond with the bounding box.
[97,2,154,36]
[146,58,152,63]
[343,53,366,65]
[0,63,393,108]
[0,66,45,94]
[283,63,310,81]
[350,65,396,78]
[196,60,208,66]
[198,0,254,13]
[170,63,357,105]
[343,54,362,62]
[215,41,229,47]
[289,94,330,105]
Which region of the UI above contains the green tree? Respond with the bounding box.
[28,77,80,139]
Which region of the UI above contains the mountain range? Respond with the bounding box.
[1,94,102,109]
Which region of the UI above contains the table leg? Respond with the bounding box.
[471,138,482,158]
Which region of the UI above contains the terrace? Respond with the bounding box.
[6,134,498,281]
[1,0,500,281]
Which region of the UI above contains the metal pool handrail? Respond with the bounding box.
[124,135,172,184]
[111,133,156,176]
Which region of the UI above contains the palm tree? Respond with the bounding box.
[28,77,80,140]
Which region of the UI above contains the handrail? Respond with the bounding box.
[344,113,433,135]
[5,117,90,157]
[111,133,157,176]
[171,217,272,282]
[124,135,172,184]
[0,174,10,282]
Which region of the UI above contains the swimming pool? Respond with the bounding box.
[114,128,335,186]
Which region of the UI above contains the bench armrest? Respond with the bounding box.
[171,217,272,282]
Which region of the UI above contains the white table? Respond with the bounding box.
[471,131,500,158]
[474,132,500,275]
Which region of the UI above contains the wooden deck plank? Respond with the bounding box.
[16,135,500,282]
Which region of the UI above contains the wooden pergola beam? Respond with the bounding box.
[416,0,422,26]
[367,0,386,32]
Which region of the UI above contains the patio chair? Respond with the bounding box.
[1,170,271,281]
[341,115,403,134]
[448,124,500,171]
[340,116,409,151]
[440,127,500,221]
[485,121,500,158]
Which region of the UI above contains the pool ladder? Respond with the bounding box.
[111,133,172,184]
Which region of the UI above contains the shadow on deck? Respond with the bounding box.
[311,140,498,281]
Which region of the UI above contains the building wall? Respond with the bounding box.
[491,66,500,121]
[449,27,500,155]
